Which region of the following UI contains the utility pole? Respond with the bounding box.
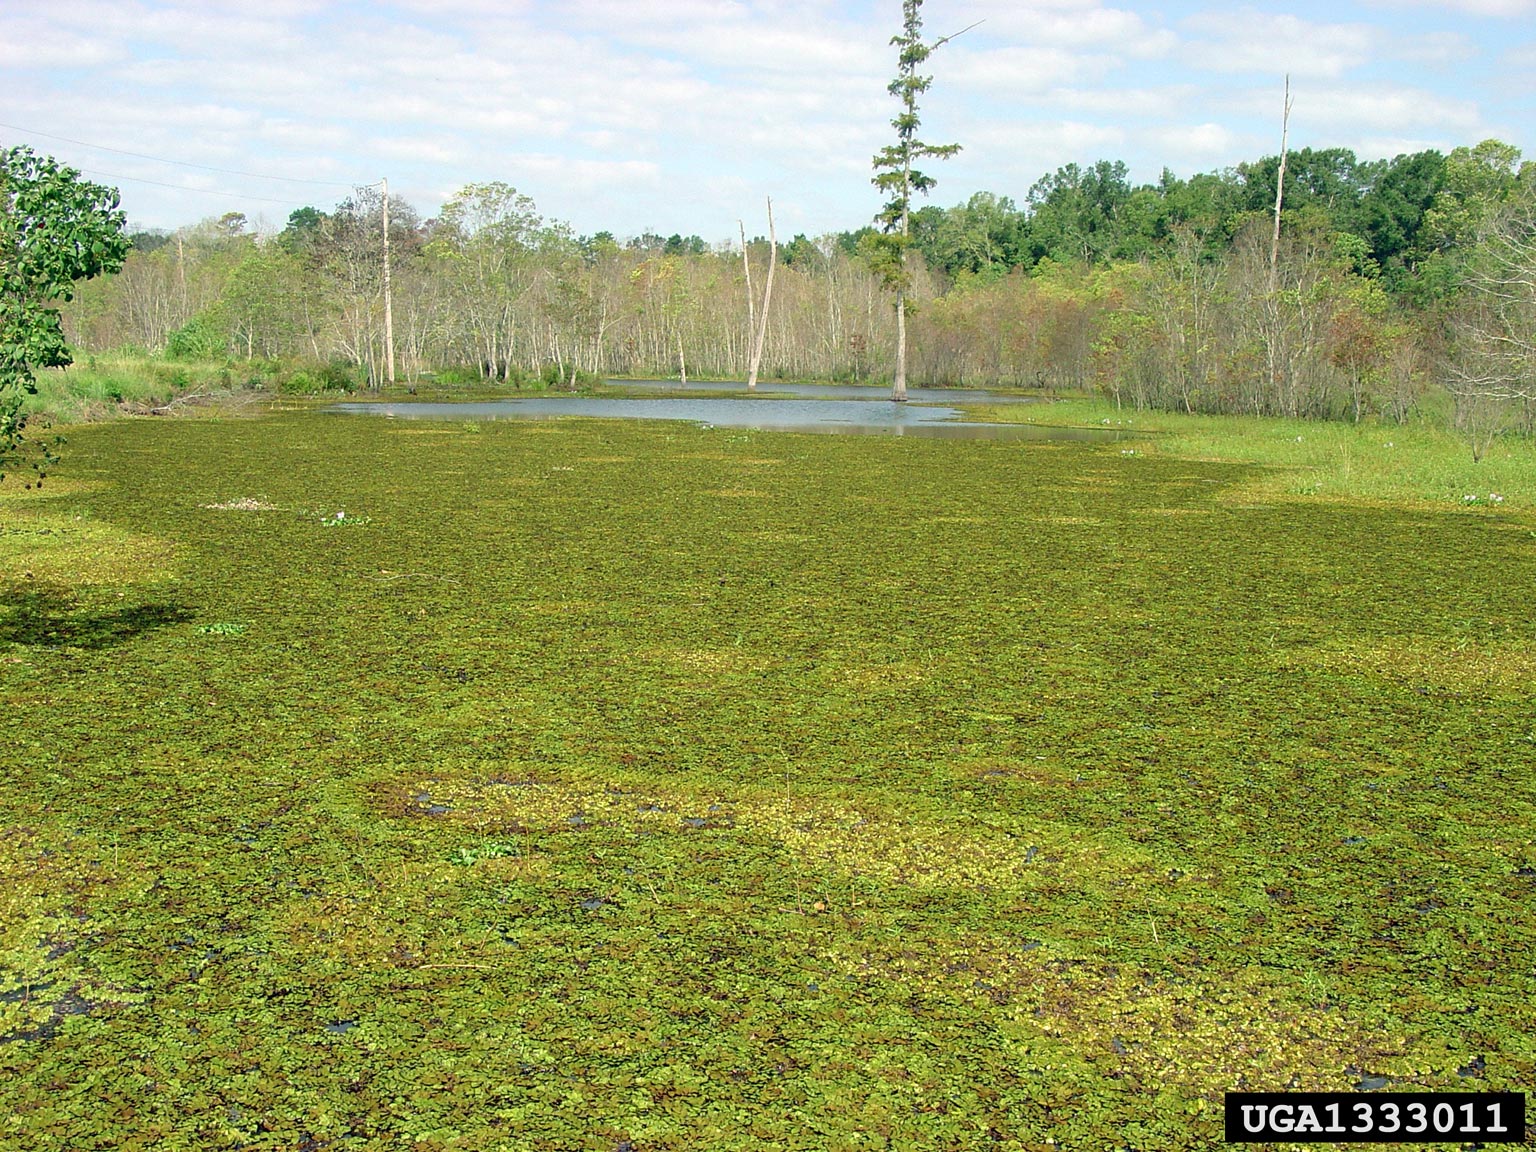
[1268,75,1292,295]
[381,177,396,388]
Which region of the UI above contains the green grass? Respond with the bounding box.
[26,354,612,425]
[29,359,1533,513]
[1,412,1534,1150]
[963,396,1535,509]
[24,354,258,424]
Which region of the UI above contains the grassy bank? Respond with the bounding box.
[25,355,617,427]
[24,354,270,424]
[2,410,1533,1149]
[963,396,1535,509]
[26,358,1533,511]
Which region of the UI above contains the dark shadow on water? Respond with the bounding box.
[0,987,95,1045]
[0,585,196,650]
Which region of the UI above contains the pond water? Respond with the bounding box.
[331,383,1130,442]
[611,379,1040,403]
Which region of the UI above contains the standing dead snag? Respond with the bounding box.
[739,219,756,362]
[381,176,396,388]
[1445,190,1536,459]
[746,197,777,391]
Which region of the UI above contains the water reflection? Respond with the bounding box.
[609,379,1043,403]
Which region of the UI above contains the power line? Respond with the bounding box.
[0,119,358,187]
[75,166,319,207]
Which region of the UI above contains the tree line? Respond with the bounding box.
[58,138,1536,448]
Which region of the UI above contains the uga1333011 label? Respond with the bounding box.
[1224,1092,1526,1143]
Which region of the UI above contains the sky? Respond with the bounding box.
[2,0,1531,243]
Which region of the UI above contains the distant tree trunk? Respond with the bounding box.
[893,162,910,403]
[739,219,755,378]
[594,298,609,374]
[382,176,396,388]
[177,233,187,319]
[747,197,777,391]
[871,2,968,400]
[677,329,687,385]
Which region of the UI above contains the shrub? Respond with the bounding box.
[319,361,361,391]
[150,365,191,390]
[165,315,226,361]
[273,362,359,394]
[279,370,321,394]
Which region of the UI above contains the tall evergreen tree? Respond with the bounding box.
[871,0,963,401]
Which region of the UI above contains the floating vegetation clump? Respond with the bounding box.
[1,411,1533,1149]
[199,497,277,511]
[194,620,248,636]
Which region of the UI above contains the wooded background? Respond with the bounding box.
[58,140,1536,440]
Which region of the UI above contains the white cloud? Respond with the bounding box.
[947,45,1105,93]
[578,130,624,151]
[1040,85,1201,118]
[1148,122,1239,160]
[1,0,1523,238]
[256,120,351,152]
[0,14,125,68]
[512,154,662,185]
[391,0,534,13]
[550,0,888,80]
[1363,0,1535,14]
[1501,40,1536,66]
[1284,84,1483,135]
[949,0,1176,60]
[964,119,1127,167]
[370,135,470,166]
[611,18,883,76]
[1386,30,1477,66]
[1354,135,1459,159]
[1181,11,1376,78]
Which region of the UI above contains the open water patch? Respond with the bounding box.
[609,379,1043,403]
[331,395,1131,442]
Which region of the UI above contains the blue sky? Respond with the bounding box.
[2,0,1531,242]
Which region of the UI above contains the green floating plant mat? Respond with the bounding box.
[2,412,1533,1151]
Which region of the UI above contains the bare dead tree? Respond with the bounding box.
[381,177,396,387]
[739,219,755,365]
[747,197,777,391]
[1445,193,1536,458]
